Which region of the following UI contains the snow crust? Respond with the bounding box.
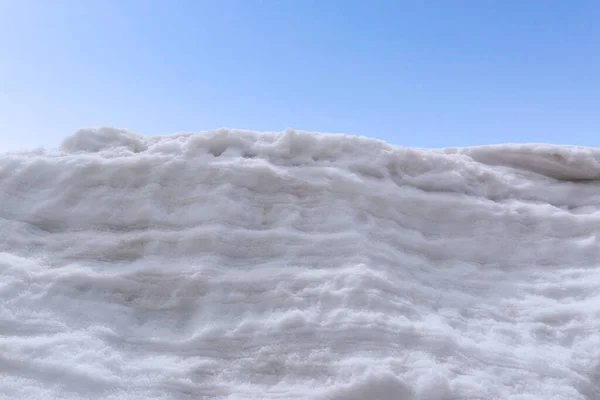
[1,127,600,399]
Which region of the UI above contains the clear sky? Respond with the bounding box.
[1,0,599,151]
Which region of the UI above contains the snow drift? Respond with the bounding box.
[1,127,599,400]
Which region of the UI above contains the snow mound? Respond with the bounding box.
[61,127,148,153]
[1,127,599,400]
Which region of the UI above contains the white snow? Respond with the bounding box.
[1,127,600,399]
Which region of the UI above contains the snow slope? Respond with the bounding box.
[1,127,600,400]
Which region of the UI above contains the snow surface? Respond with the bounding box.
[1,127,600,400]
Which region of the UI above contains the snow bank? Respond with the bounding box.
[1,127,599,399]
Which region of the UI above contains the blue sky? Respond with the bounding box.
[1,0,599,151]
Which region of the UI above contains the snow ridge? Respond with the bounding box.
[1,127,599,399]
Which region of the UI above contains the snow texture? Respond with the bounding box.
[1,126,600,400]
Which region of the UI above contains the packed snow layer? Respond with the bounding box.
[1,127,600,400]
